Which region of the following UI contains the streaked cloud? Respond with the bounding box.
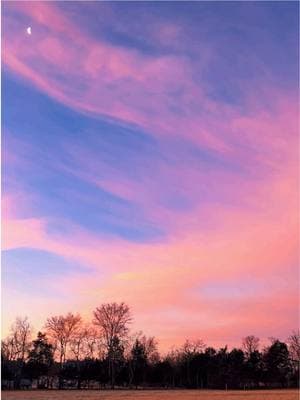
[2,1,298,350]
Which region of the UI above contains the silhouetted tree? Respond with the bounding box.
[45,313,81,388]
[10,317,32,363]
[244,350,263,387]
[25,332,54,388]
[204,347,217,388]
[1,311,298,390]
[264,339,291,387]
[2,337,18,362]
[129,332,159,387]
[242,335,260,359]
[227,348,245,388]
[130,339,147,388]
[93,302,131,388]
[69,324,96,389]
[181,339,206,387]
[108,336,126,386]
[288,331,300,363]
[287,330,300,387]
[45,313,82,366]
[2,317,32,388]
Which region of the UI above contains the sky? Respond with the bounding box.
[1,1,299,351]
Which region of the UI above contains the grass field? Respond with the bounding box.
[1,390,298,400]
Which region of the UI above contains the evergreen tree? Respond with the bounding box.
[264,340,291,387]
[131,339,147,388]
[25,332,54,387]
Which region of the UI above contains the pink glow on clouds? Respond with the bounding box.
[2,154,298,349]
[4,3,297,164]
[2,2,241,154]
[2,2,298,350]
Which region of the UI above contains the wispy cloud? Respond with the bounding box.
[2,1,298,349]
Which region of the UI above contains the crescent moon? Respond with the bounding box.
[26,27,32,35]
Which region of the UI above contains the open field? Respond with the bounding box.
[1,390,299,400]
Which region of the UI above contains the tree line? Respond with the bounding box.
[2,302,299,390]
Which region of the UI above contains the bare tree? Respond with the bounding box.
[140,335,159,364]
[93,302,132,344]
[242,335,260,358]
[1,337,18,361]
[84,326,106,360]
[181,339,206,387]
[1,317,33,389]
[69,323,96,389]
[166,348,182,388]
[69,324,99,361]
[9,317,32,362]
[182,339,206,356]
[45,312,82,367]
[128,331,159,364]
[128,332,159,388]
[93,302,132,388]
[288,330,300,362]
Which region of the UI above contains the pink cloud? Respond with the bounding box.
[4,1,298,166]
[2,2,298,351]
[2,149,298,350]
[2,2,234,154]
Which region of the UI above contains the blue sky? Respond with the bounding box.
[2,1,298,349]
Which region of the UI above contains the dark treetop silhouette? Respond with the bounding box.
[2,303,299,390]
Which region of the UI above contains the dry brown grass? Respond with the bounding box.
[1,389,299,400]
